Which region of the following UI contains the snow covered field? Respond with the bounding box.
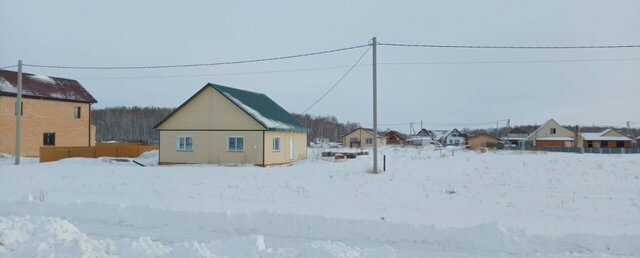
[0,147,639,257]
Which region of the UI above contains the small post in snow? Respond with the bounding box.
[383,155,386,172]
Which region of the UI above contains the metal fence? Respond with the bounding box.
[525,147,640,154]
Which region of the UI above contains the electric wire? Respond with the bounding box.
[22,44,371,70]
[301,46,371,114]
[379,42,640,49]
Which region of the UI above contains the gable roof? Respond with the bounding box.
[0,69,97,103]
[527,119,573,139]
[580,129,632,141]
[416,128,432,136]
[343,127,385,138]
[154,83,309,132]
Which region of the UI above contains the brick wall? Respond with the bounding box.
[0,96,92,156]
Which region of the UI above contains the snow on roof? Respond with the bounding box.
[0,77,16,93]
[223,93,296,130]
[212,84,309,132]
[581,130,632,141]
[0,70,97,103]
[537,137,574,141]
[28,74,56,84]
[430,130,449,140]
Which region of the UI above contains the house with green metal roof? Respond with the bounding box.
[154,83,309,166]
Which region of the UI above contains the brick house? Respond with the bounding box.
[0,70,98,156]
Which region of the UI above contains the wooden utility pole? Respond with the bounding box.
[372,37,378,173]
[14,60,23,165]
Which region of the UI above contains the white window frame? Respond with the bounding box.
[272,137,281,152]
[365,138,373,144]
[550,128,556,134]
[176,136,194,151]
[227,136,244,152]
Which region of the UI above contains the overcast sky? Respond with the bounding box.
[2,0,639,131]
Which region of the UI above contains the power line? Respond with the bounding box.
[301,46,371,114]
[22,44,371,70]
[379,42,640,49]
[1,65,17,69]
[379,57,640,65]
[77,65,368,80]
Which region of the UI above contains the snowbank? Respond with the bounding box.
[0,215,395,258]
[0,147,639,256]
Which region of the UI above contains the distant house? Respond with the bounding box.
[416,129,432,137]
[579,129,633,148]
[527,119,575,147]
[342,128,386,148]
[467,134,500,149]
[0,70,97,156]
[502,127,529,147]
[154,83,309,166]
[385,130,406,144]
[436,129,465,146]
[413,128,465,146]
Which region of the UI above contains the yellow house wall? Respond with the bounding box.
[0,96,92,156]
[342,129,386,148]
[468,135,499,149]
[264,131,307,165]
[156,86,265,130]
[531,119,575,147]
[159,130,264,164]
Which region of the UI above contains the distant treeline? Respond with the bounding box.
[92,106,173,144]
[91,107,361,144]
[293,114,361,142]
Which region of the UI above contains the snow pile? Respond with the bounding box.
[0,153,38,165]
[134,150,159,166]
[0,215,395,258]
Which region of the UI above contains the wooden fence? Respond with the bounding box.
[40,142,158,163]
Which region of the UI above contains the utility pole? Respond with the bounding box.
[496,122,499,138]
[14,60,23,165]
[372,37,378,173]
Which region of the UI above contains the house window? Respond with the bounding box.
[587,141,593,148]
[616,141,625,148]
[227,136,244,152]
[454,140,460,145]
[550,128,556,134]
[600,141,608,148]
[273,137,281,152]
[43,132,55,146]
[350,137,358,143]
[365,138,373,144]
[74,106,81,119]
[176,136,193,151]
